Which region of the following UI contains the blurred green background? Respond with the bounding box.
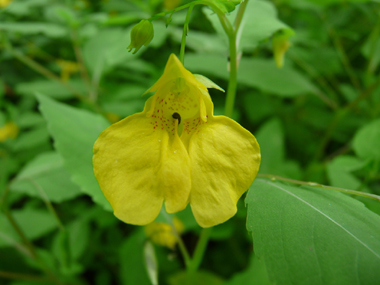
[1,0,380,284]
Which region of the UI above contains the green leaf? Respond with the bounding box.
[120,229,151,285]
[83,28,135,75]
[12,126,50,151]
[15,112,45,128]
[52,217,90,262]
[16,79,87,100]
[36,93,112,211]
[185,54,318,97]
[0,208,57,247]
[255,118,301,179]
[246,179,380,284]
[353,119,380,161]
[326,155,367,190]
[10,151,83,203]
[0,22,67,37]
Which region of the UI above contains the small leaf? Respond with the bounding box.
[10,152,83,203]
[326,155,367,190]
[0,208,57,247]
[353,119,380,161]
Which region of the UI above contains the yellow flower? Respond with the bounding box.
[0,122,19,142]
[93,54,260,228]
[145,217,184,249]
[56,59,80,82]
[0,0,12,8]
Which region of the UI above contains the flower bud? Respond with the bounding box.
[272,30,293,68]
[127,19,154,54]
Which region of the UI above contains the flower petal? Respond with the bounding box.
[186,116,261,227]
[93,106,191,225]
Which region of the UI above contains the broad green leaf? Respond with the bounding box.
[353,119,380,161]
[246,179,380,285]
[120,229,151,285]
[37,93,112,211]
[0,208,57,247]
[16,79,87,100]
[327,155,367,190]
[0,22,67,37]
[10,152,82,203]
[185,54,318,97]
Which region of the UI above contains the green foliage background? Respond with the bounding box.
[1,0,380,284]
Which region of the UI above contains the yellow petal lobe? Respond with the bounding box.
[93,98,191,225]
[186,116,261,228]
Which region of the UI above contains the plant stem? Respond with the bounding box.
[11,50,87,101]
[1,184,63,285]
[224,31,237,118]
[233,0,248,30]
[28,178,65,231]
[325,20,361,93]
[315,75,380,160]
[0,271,48,282]
[221,0,248,117]
[289,53,339,109]
[366,8,380,75]
[179,4,195,64]
[257,174,380,202]
[187,227,212,274]
[161,209,191,267]
[70,29,94,99]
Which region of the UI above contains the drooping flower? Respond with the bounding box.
[0,122,19,142]
[145,217,185,249]
[93,54,260,228]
